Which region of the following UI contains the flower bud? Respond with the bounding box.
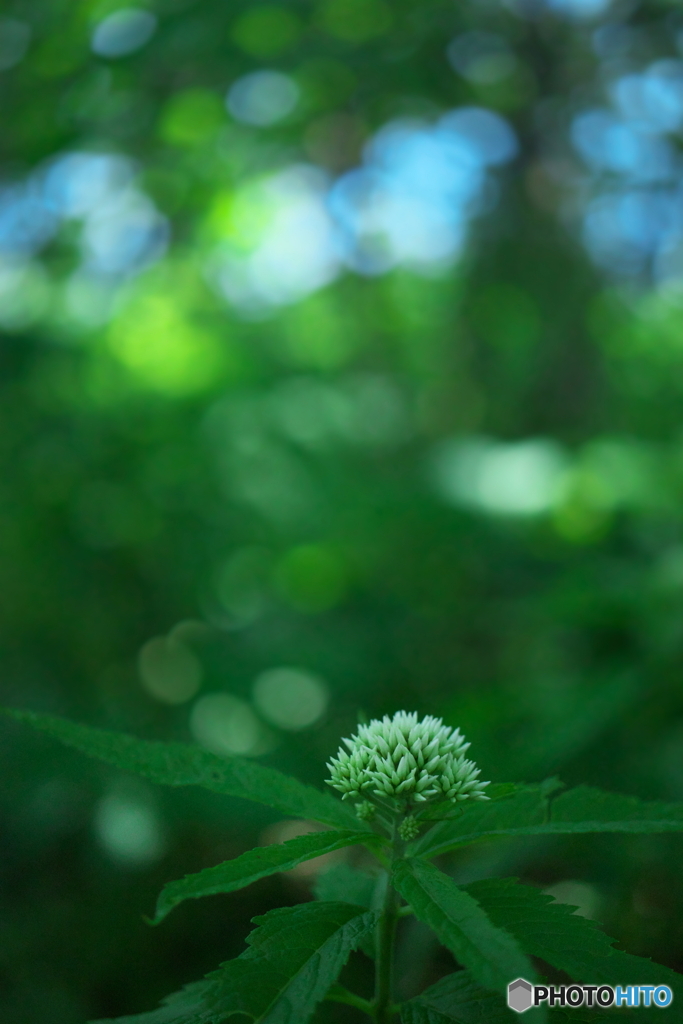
[326,711,490,810]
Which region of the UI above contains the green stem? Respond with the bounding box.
[374,822,402,1024]
[325,983,375,1016]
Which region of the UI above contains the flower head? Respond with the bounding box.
[326,710,489,808]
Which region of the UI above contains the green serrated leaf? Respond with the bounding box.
[411,784,683,858]
[313,863,379,959]
[206,901,377,1022]
[89,981,222,1024]
[153,830,379,923]
[94,903,376,1024]
[465,877,682,1022]
[4,709,359,829]
[392,860,540,1008]
[400,968,516,1023]
[400,971,606,1024]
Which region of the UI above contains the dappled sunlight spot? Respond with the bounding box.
[204,398,321,524]
[431,436,568,516]
[269,376,356,447]
[214,546,272,627]
[159,89,226,147]
[210,107,516,314]
[94,790,166,867]
[588,286,683,397]
[209,184,273,252]
[190,693,275,757]
[579,438,660,509]
[42,150,168,277]
[91,9,157,60]
[552,507,611,546]
[611,61,683,135]
[0,18,31,71]
[63,269,119,328]
[570,61,683,283]
[214,167,338,314]
[0,259,51,331]
[552,483,613,545]
[269,372,409,448]
[83,189,168,276]
[43,152,134,219]
[543,880,602,920]
[340,373,410,445]
[138,636,202,705]
[0,181,59,258]
[227,70,299,127]
[208,413,323,528]
[583,192,677,279]
[651,547,683,592]
[342,373,411,445]
[273,543,349,613]
[552,437,664,542]
[0,149,168,280]
[618,288,683,361]
[547,0,613,16]
[507,0,612,16]
[330,108,516,274]
[260,819,323,845]
[440,107,517,166]
[108,291,227,394]
[260,819,344,880]
[253,667,329,730]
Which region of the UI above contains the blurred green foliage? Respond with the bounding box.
[2,0,683,1019]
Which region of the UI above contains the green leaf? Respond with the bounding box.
[400,971,605,1024]
[313,863,379,959]
[400,969,515,1023]
[93,903,375,1024]
[153,830,378,923]
[392,860,538,1000]
[417,783,526,822]
[90,981,222,1024]
[4,709,358,829]
[411,784,683,858]
[205,901,377,1022]
[313,862,378,908]
[465,877,682,1022]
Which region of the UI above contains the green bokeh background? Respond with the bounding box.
[2,0,683,1020]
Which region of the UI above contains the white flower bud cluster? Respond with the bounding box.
[355,800,376,822]
[326,711,490,807]
[398,814,420,841]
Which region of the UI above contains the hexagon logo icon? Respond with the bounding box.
[508,978,533,1013]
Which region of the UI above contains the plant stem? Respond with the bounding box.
[325,983,375,1016]
[374,822,402,1024]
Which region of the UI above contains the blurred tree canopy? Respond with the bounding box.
[2,0,683,1020]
